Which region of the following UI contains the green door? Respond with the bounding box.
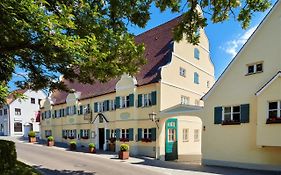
[165,118,178,161]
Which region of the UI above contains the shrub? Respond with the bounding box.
[0,140,17,173]
[88,143,95,148]
[28,131,36,137]
[120,143,129,152]
[47,136,54,141]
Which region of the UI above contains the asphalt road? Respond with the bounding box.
[15,142,164,175]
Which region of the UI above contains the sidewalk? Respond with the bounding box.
[1,136,280,175]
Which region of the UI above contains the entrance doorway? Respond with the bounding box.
[165,118,178,161]
[99,128,105,150]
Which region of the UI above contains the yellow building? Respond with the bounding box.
[199,1,281,171]
[40,16,214,161]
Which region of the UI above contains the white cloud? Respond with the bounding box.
[221,25,258,58]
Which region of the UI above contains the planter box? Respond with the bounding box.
[109,143,115,152]
[47,141,54,146]
[89,147,96,153]
[119,151,129,160]
[29,137,36,143]
[69,145,76,151]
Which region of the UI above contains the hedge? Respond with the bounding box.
[0,140,17,173]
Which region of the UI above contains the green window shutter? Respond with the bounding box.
[129,94,134,107]
[115,129,120,140]
[151,91,157,105]
[94,102,98,112]
[138,128,142,141]
[80,129,83,137]
[103,101,108,111]
[106,129,110,140]
[151,128,156,141]
[73,105,77,114]
[214,106,222,124]
[241,104,250,123]
[115,97,120,109]
[106,100,110,111]
[74,130,77,138]
[87,130,90,137]
[138,94,142,107]
[79,106,83,115]
[129,128,134,141]
[66,107,69,115]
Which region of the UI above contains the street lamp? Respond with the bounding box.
[148,112,159,129]
[31,118,34,123]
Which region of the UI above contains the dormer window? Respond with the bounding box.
[247,62,263,75]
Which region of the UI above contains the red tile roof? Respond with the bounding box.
[6,89,28,104]
[51,16,182,105]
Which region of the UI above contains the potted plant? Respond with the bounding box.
[109,137,116,152]
[119,143,129,160]
[47,136,55,146]
[28,131,36,143]
[69,141,77,151]
[88,143,96,153]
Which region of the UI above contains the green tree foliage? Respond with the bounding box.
[0,0,271,105]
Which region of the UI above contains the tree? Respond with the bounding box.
[0,0,271,105]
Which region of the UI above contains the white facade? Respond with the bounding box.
[0,90,46,137]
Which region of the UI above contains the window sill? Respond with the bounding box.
[266,118,281,124]
[221,121,241,125]
[245,71,263,76]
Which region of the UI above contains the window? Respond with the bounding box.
[120,96,129,108]
[195,99,200,106]
[110,129,116,138]
[45,130,52,137]
[223,106,240,123]
[194,48,200,60]
[67,130,76,138]
[31,98,35,104]
[179,67,186,77]
[0,110,2,116]
[247,62,263,75]
[181,96,190,105]
[143,128,152,139]
[143,93,152,107]
[194,129,200,142]
[68,106,76,115]
[207,81,210,88]
[38,99,42,105]
[15,108,21,115]
[98,102,104,112]
[4,109,7,115]
[183,129,189,142]
[268,101,281,120]
[109,100,115,111]
[81,129,89,138]
[14,122,22,132]
[168,128,176,142]
[194,72,199,84]
[121,129,129,139]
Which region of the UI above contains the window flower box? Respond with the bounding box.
[266,117,281,124]
[81,136,89,139]
[141,138,152,143]
[120,138,129,142]
[63,136,68,139]
[68,136,75,139]
[221,120,241,125]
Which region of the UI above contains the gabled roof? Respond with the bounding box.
[255,71,281,96]
[160,104,202,116]
[201,1,280,101]
[6,89,28,105]
[51,16,183,105]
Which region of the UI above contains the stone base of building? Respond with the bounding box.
[202,159,281,171]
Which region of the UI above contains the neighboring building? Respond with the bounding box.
[0,89,46,137]
[40,16,214,161]
[199,1,281,171]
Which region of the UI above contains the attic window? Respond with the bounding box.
[246,62,263,75]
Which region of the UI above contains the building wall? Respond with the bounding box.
[200,2,281,170]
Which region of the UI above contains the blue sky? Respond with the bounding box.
[9,1,276,91]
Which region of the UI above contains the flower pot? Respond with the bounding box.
[69,144,76,151]
[29,137,36,143]
[89,147,96,153]
[109,143,115,152]
[47,141,54,146]
[119,151,129,160]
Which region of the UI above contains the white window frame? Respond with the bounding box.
[181,96,190,105]
[179,67,186,77]
[183,128,189,142]
[268,100,281,119]
[143,128,152,139]
[194,129,200,142]
[168,128,176,142]
[98,102,104,112]
[109,100,115,111]
[120,96,127,109]
[81,129,89,137]
[247,62,263,75]
[194,72,199,84]
[121,128,129,138]
[222,105,241,122]
[15,108,21,115]
[143,93,152,107]
[110,129,116,138]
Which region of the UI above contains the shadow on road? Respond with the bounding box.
[131,157,279,175]
[34,165,96,175]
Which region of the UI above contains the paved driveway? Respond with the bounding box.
[1,136,279,175]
